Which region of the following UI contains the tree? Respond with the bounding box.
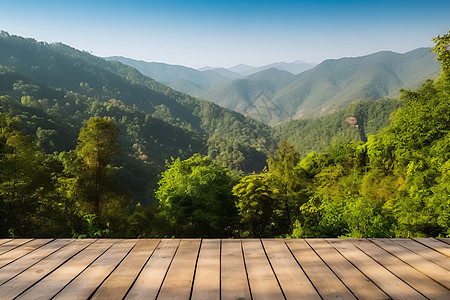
[233,173,284,237]
[266,139,304,232]
[0,113,61,236]
[156,154,238,237]
[74,117,122,220]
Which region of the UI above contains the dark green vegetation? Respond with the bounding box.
[0,31,274,237]
[1,30,449,238]
[274,98,401,155]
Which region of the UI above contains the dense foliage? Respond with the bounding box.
[0,30,448,238]
[155,154,238,237]
[274,98,400,155]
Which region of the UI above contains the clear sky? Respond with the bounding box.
[1,0,449,68]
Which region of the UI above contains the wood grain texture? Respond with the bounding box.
[262,239,320,299]
[191,239,221,300]
[0,238,447,300]
[0,238,52,269]
[414,238,450,257]
[307,239,388,300]
[286,239,356,300]
[329,239,426,300]
[91,239,159,300]
[125,239,180,300]
[17,239,116,300]
[0,239,12,245]
[0,239,33,256]
[53,239,137,300]
[221,239,251,300]
[242,239,284,299]
[0,239,92,299]
[0,238,75,286]
[352,239,450,300]
[371,238,450,290]
[393,238,450,271]
[157,239,201,300]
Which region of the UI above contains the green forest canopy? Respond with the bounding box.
[0,30,449,238]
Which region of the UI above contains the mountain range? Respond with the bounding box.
[2,31,440,206]
[105,56,316,97]
[0,32,275,185]
[109,48,440,125]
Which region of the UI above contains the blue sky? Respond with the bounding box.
[1,0,449,68]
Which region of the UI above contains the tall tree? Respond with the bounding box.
[75,117,120,217]
[266,139,303,232]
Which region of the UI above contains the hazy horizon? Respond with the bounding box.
[1,0,449,68]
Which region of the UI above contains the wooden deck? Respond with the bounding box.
[0,238,449,299]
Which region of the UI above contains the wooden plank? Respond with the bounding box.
[221,239,251,300]
[307,239,388,300]
[0,239,74,286]
[53,239,137,300]
[91,239,159,300]
[158,239,201,300]
[242,239,284,299]
[371,238,450,289]
[191,239,221,300]
[0,239,92,299]
[0,239,12,246]
[0,239,33,255]
[16,239,116,300]
[414,238,450,257]
[262,239,320,299]
[286,239,355,300]
[125,239,180,300]
[437,238,450,245]
[0,239,52,269]
[329,239,426,300]
[393,238,450,271]
[352,239,450,300]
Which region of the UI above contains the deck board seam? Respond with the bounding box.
[15,239,96,299]
[413,238,450,257]
[87,240,139,299]
[0,238,55,270]
[369,239,450,290]
[260,239,286,300]
[333,239,393,298]
[307,239,357,299]
[189,238,203,300]
[391,238,450,270]
[284,240,324,300]
[0,239,77,288]
[35,239,104,299]
[0,239,34,256]
[241,239,253,300]
[122,239,162,299]
[41,239,107,300]
[367,239,443,297]
[219,239,222,300]
[154,239,181,299]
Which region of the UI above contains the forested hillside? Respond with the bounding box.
[231,32,450,238]
[0,32,275,237]
[1,30,448,239]
[0,31,276,171]
[274,98,401,155]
